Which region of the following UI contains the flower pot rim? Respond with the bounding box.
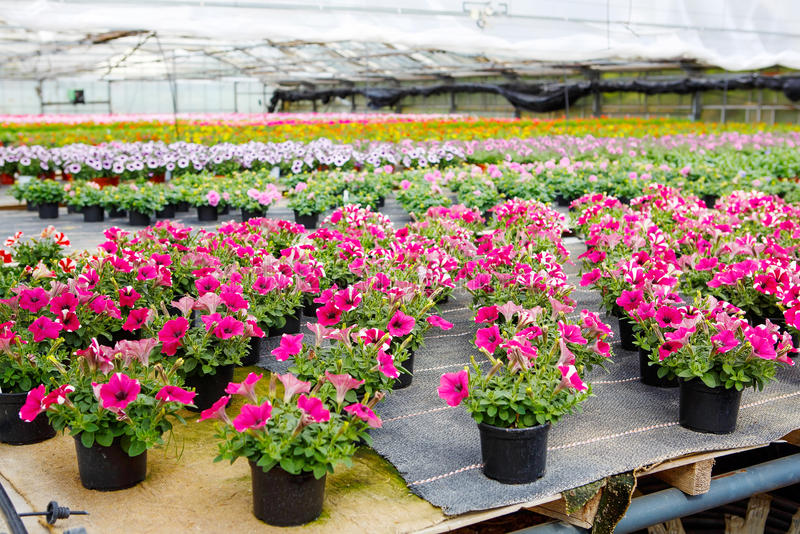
[478,421,551,434]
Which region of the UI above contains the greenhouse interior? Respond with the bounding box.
[0,1,799,533]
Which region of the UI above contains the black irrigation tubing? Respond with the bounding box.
[269,74,800,113]
[0,482,27,534]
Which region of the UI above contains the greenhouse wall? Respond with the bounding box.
[1,75,799,123]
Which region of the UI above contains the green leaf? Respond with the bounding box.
[127,440,147,457]
[96,431,114,447]
[80,431,95,448]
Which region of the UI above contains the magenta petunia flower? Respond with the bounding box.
[558,321,587,344]
[122,308,151,332]
[277,373,311,403]
[220,291,248,312]
[297,394,330,423]
[155,385,196,405]
[271,333,304,361]
[711,330,738,353]
[580,268,602,287]
[158,316,189,356]
[616,290,644,312]
[387,310,415,337]
[324,371,364,405]
[198,395,231,423]
[437,370,469,406]
[475,325,502,354]
[213,316,244,340]
[474,305,499,323]
[658,340,684,361]
[747,330,777,360]
[344,403,382,428]
[376,350,399,379]
[333,287,362,312]
[98,373,141,413]
[232,400,272,432]
[316,301,342,327]
[225,372,262,402]
[28,316,63,343]
[18,288,50,313]
[195,275,220,296]
[427,315,454,330]
[136,264,158,281]
[655,307,683,328]
[49,292,78,318]
[557,365,588,392]
[41,384,75,409]
[19,384,47,422]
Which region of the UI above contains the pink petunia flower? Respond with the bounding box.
[474,305,499,323]
[333,287,362,312]
[344,403,382,428]
[277,373,311,403]
[155,385,196,405]
[198,395,231,423]
[475,325,502,354]
[557,365,588,392]
[122,308,152,332]
[297,394,330,423]
[437,370,469,406]
[427,315,454,330]
[98,373,141,413]
[616,290,644,312]
[271,333,304,361]
[28,316,63,342]
[316,301,342,327]
[158,316,189,356]
[18,288,50,313]
[324,371,364,405]
[376,350,399,379]
[19,384,47,422]
[232,400,272,432]
[213,316,244,340]
[387,310,415,337]
[225,372,262,402]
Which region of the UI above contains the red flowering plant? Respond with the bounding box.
[654,295,794,390]
[207,371,383,479]
[21,337,196,456]
[438,305,610,428]
[0,322,64,394]
[0,227,72,296]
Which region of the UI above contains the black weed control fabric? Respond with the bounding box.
[257,214,800,516]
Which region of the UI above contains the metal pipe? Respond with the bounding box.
[511,453,800,534]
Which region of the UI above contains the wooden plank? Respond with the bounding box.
[783,429,800,447]
[787,509,800,534]
[653,458,715,496]
[742,494,771,534]
[529,490,603,529]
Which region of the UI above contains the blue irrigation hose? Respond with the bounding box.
[511,452,800,534]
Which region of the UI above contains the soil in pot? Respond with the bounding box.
[0,392,57,445]
[197,205,219,222]
[38,202,59,219]
[249,462,326,526]
[478,422,550,484]
[184,364,235,412]
[679,378,743,434]
[293,212,319,230]
[74,435,147,491]
[129,210,152,226]
[618,316,637,351]
[639,349,678,388]
[83,205,104,222]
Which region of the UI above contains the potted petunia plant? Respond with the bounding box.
[655,295,794,434]
[204,371,382,526]
[20,337,196,490]
[438,306,612,484]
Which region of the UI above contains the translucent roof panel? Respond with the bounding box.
[0,0,799,84]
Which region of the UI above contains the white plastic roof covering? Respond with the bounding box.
[0,0,799,84]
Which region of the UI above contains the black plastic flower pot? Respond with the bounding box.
[618,316,637,351]
[67,204,82,214]
[702,194,719,208]
[241,208,266,221]
[26,201,39,212]
[197,205,218,222]
[156,204,176,219]
[679,378,743,434]
[249,462,326,527]
[108,207,127,218]
[0,392,57,445]
[219,205,230,215]
[377,196,385,208]
[303,299,323,319]
[176,201,190,212]
[638,349,678,388]
[128,210,152,227]
[74,435,147,491]
[82,205,104,222]
[274,309,302,336]
[183,364,234,412]
[240,336,261,367]
[478,422,550,484]
[38,202,58,219]
[392,351,415,390]
[556,194,570,207]
[293,211,319,230]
